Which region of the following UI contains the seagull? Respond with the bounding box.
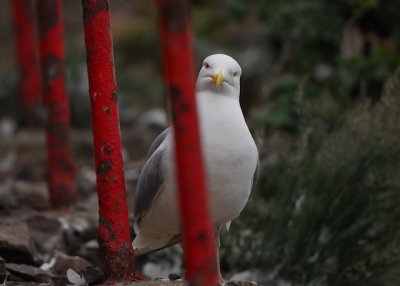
[133,54,259,279]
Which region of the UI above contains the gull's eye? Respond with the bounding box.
[233,71,239,77]
[203,62,210,69]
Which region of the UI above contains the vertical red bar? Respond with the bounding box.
[12,0,43,124]
[157,1,218,285]
[81,0,135,282]
[36,0,76,208]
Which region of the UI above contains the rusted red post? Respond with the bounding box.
[36,0,76,208]
[12,0,43,124]
[157,1,218,285]
[81,0,135,282]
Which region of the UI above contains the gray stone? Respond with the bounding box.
[0,218,39,265]
[115,282,186,286]
[138,108,168,129]
[225,281,261,286]
[168,273,181,280]
[76,239,101,266]
[25,215,65,258]
[0,118,16,146]
[14,181,49,210]
[2,283,51,286]
[6,263,53,283]
[76,166,97,195]
[77,266,104,285]
[46,250,91,276]
[0,151,17,175]
[0,178,17,210]
[0,256,8,282]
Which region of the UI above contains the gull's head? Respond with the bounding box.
[196,54,242,99]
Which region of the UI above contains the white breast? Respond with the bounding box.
[197,92,258,225]
[139,92,258,235]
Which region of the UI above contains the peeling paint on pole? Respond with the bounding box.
[12,0,43,125]
[157,0,218,285]
[36,0,76,208]
[81,0,135,282]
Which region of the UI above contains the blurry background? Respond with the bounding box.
[1,0,400,285]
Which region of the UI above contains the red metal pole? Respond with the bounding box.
[12,0,43,125]
[81,0,135,282]
[157,1,218,285]
[36,0,76,208]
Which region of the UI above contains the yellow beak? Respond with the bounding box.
[211,72,224,86]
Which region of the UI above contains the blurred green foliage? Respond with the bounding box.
[225,71,400,286]
[252,0,400,132]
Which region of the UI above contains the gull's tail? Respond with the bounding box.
[132,233,181,256]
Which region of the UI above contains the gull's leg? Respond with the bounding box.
[213,226,224,283]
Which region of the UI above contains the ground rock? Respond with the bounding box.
[138,108,168,129]
[6,263,53,283]
[113,280,262,286]
[76,166,97,195]
[115,281,186,286]
[0,256,8,281]
[229,270,265,284]
[25,215,65,259]
[76,239,101,266]
[0,151,17,175]
[168,273,181,280]
[45,250,91,276]
[0,178,18,210]
[79,266,104,285]
[2,283,50,286]
[225,281,261,286]
[60,213,98,254]
[14,181,49,210]
[66,266,104,285]
[0,218,39,265]
[0,118,16,144]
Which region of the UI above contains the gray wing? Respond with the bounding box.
[250,160,260,195]
[133,129,170,231]
[146,128,170,158]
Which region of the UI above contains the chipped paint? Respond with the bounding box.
[82,0,135,282]
[97,160,112,177]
